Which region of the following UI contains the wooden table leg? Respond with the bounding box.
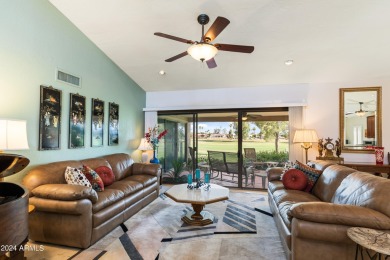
[182,203,214,226]
[191,204,204,220]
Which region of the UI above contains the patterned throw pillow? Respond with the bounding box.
[95,166,115,186]
[81,165,104,192]
[64,166,92,187]
[294,160,322,192]
[282,169,308,191]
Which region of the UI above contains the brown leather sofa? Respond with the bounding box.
[22,153,160,248]
[267,161,390,260]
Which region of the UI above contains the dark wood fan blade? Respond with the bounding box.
[154,32,194,44]
[206,58,217,69]
[165,51,188,62]
[215,43,254,53]
[203,17,230,42]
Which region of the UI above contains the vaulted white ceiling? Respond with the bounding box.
[49,0,390,92]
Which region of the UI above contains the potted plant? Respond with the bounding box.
[162,159,189,184]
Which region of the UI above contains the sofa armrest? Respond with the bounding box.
[32,184,98,203]
[289,202,390,230]
[267,167,284,181]
[29,196,92,215]
[131,163,160,176]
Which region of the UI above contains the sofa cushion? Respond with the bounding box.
[332,172,390,218]
[102,153,134,180]
[278,201,295,229]
[311,164,356,202]
[64,167,92,187]
[294,161,322,192]
[95,166,115,187]
[282,169,308,191]
[80,157,111,171]
[273,189,320,207]
[108,179,143,196]
[307,160,336,171]
[92,189,125,213]
[82,165,104,192]
[126,174,157,187]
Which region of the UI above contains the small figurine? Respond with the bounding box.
[318,138,324,157]
[335,138,341,157]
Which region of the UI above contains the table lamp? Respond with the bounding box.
[293,129,318,164]
[0,119,30,181]
[137,138,153,163]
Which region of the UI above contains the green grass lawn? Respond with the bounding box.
[197,139,288,156]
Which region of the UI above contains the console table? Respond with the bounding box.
[341,162,390,179]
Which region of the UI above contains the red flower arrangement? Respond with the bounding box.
[145,126,168,150]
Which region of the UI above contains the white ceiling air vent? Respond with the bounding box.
[56,69,81,88]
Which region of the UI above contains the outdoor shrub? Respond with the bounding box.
[256,151,289,164]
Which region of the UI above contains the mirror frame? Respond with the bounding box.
[339,86,382,153]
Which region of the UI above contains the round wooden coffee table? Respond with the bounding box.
[165,183,229,226]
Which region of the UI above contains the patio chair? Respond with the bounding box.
[207,150,253,186]
[244,148,266,170]
[244,148,268,189]
[207,150,225,179]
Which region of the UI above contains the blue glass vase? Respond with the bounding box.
[150,149,159,164]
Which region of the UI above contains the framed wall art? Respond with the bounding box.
[91,98,104,147]
[39,85,62,150]
[69,93,86,148]
[108,102,119,146]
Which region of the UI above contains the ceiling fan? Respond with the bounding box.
[346,102,375,116]
[154,14,255,69]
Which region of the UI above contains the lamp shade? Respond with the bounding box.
[137,138,152,151]
[0,119,29,150]
[187,43,218,61]
[293,129,318,143]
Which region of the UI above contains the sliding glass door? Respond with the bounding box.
[158,114,193,173]
[157,108,289,189]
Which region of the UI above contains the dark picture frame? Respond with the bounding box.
[39,85,62,150]
[108,102,119,146]
[91,98,104,147]
[69,93,86,148]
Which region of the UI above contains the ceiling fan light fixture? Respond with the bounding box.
[355,111,365,117]
[187,43,218,62]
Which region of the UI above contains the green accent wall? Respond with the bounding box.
[0,0,145,183]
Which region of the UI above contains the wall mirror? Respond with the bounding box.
[339,86,382,153]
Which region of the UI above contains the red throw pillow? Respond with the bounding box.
[81,165,104,192]
[95,166,115,187]
[282,169,308,191]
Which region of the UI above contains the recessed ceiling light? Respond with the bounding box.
[159,70,166,75]
[285,60,294,66]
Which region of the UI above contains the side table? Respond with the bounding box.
[347,227,390,260]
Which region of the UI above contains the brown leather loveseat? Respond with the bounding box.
[22,153,160,248]
[267,161,390,260]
